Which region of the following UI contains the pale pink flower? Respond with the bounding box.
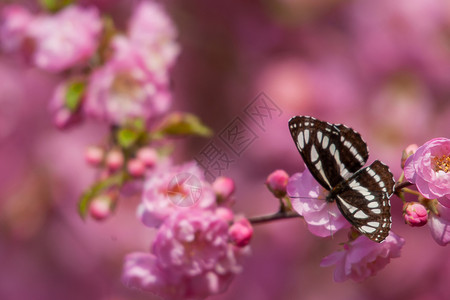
[123,252,236,300]
[287,168,351,237]
[138,161,216,228]
[404,138,450,206]
[428,201,450,246]
[128,1,180,76]
[403,202,428,227]
[320,232,405,282]
[152,208,242,276]
[0,5,33,52]
[84,36,171,125]
[266,169,289,198]
[27,5,102,72]
[123,208,249,299]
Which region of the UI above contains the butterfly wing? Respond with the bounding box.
[288,116,369,190]
[333,160,395,242]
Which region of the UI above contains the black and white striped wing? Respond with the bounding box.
[288,116,369,190]
[333,160,395,242]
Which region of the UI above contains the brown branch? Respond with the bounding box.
[248,210,301,225]
[394,181,413,193]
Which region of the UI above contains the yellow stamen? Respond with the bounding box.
[433,155,450,173]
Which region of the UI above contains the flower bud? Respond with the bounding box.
[266,169,289,198]
[229,218,253,247]
[105,149,124,171]
[401,144,418,169]
[212,176,235,204]
[85,145,104,166]
[89,194,113,221]
[137,147,158,168]
[403,202,428,227]
[127,158,146,177]
[215,207,234,222]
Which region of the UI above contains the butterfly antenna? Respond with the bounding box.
[287,194,327,201]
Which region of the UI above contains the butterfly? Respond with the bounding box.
[288,116,395,242]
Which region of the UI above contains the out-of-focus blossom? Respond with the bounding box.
[212,176,235,205]
[49,81,83,129]
[123,208,249,299]
[152,208,240,276]
[428,201,450,246]
[105,149,124,171]
[137,147,158,168]
[89,194,113,220]
[403,202,428,227]
[404,138,450,205]
[229,217,253,247]
[85,145,104,167]
[138,162,216,228]
[127,158,146,177]
[266,169,289,198]
[84,36,171,125]
[287,167,351,237]
[320,232,405,282]
[128,1,180,76]
[215,207,234,222]
[27,5,102,72]
[0,5,33,52]
[123,252,235,300]
[401,144,418,169]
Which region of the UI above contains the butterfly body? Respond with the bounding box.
[288,116,395,243]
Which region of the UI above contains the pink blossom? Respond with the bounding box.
[320,232,405,282]
[136,147,158,168]
[403,202,428,227]
[127,158,146,177]
[128,1,180,76]
[428,201,450,246]
[84,36,171,125]
[287,168,351,237]
[84,146,104,167]
[138,162,216,228]
[123,252,236,300]
[0,5,33,52]
[152,208,242,276]
[229,218,253,247]
[266,169,289,198]
[105,149,124,171]
[89,194,112,221]
[404,138,450,205]
[123,208,248,299]
[212,176,235,205]
[401,143,418,169]
[27,5,102,72]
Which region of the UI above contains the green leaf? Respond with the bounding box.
[77,172,127,219]
[65,81,85,112]
[158,112,213,137]
[117,128,140,149]
[40,0,74,12]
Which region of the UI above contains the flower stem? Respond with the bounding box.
[248,210,301,225]
[394,181,413,193]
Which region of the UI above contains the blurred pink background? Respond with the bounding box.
[1,0,449,299]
